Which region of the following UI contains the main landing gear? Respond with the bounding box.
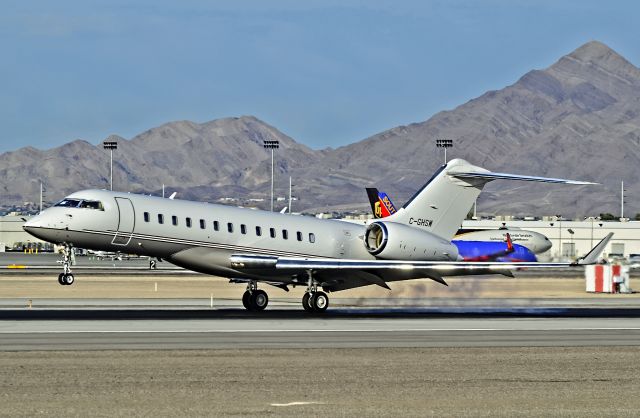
[57,244,75,286]
[242,281,269,311]
[302,272,329,313]
[238,273,330,313]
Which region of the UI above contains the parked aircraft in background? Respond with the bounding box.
[24,159,609,313]
[366,187,549,262]
[453,228,552,255]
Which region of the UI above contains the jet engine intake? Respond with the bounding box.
[364,221,458,261]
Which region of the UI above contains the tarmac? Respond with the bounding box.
[1,253,640,416]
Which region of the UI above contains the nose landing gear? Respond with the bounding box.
[58,245,75,286]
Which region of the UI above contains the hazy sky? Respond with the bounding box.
[1,0,639,152]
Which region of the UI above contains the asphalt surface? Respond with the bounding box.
[1,306,639,350]
[2,346,639,417]
[0,252,182,273]
[1,263,639,416]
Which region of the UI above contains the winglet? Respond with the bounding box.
[574,232,614,265]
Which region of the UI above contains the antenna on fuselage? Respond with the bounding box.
[169,192,177,200]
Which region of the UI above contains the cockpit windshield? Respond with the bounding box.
[55,199,104,210]
[55,199,81,208]
[79,200,104,210]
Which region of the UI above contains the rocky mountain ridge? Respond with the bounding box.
[1,41,639,217]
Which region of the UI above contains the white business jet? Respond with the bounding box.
[23,159,611,312]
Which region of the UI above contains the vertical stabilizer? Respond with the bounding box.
[386,159,594,240]
[386,159,487,240]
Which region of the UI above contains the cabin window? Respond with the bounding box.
[309,233,315,243]
[213,221,219,231]
[282,229,288,240]
[255,226,262,236]
[199,219,206,229]
[227,222,233,233]
[143,212,150,222]
[240,224,247,234]
[158,214,164,224]
[186,217,192,228]
[296,231,303,241]
[270,228,276,238]
[172,215,178,226]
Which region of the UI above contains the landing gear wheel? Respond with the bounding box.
[64,274,75,286]
[58,244,75,286]
[302,292,313,312]
[311,291,329,313]
[250,290,269,311]
[242,291,251,310]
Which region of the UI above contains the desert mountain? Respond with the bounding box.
[1,41,639,217]
[319,40,640,216]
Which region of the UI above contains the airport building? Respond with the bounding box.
[0,215,50,252]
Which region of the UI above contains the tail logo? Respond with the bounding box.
[374,201,383,218]
[380,195,397,216]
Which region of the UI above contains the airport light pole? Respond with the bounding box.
[621,180,626,219]
[568,228,575,257]
[288,176,293,214]
[585,216,602,249]
[556,214,562,259]
[263,140,279,211]
[39,181,44,213]
[436,139,453,164]
[103,141,118,191]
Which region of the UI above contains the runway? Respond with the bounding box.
[2,294,640,415]
[1,307,639,350]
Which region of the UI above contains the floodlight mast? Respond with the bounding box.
[103,141,118,191]
[102,141,118,191]
[436,139,453,164]
[263,140,280,211]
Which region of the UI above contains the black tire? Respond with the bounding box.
[64,274,75,285]
[242,291,252,310]
[251,290,269,311]
[311,291,329,313]
[58,273,65,286]
[302,292,313,312]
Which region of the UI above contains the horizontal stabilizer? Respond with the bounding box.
[450,171,597,185]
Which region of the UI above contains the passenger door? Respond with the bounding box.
[112,197,135,246]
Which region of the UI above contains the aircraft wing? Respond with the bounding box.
[231,233,612,272]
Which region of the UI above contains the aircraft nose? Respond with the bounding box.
[540,238,552,252]
[23,216,43,229]
[22,214,52,242]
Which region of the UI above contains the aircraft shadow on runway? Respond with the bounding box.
[1,307,640,321]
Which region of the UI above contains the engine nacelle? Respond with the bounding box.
[364,221,458,261]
